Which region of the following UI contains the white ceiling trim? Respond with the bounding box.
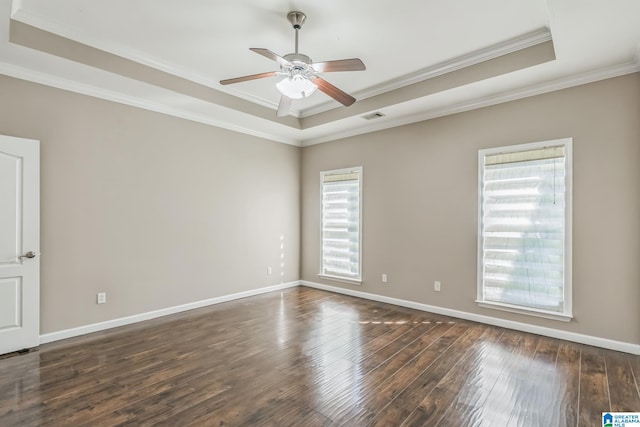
[299,28,552,117]
[8,1,301,116]
[4,1,640,147]
[302,59,640,146]
[3,50,637,148]
[10,4,219,89]
[0,60,302,146]
[10,4,551,121]
[3,55,637,148]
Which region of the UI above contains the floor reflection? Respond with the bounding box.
[0,287,634,426]
[0,350,42,425]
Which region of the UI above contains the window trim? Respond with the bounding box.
[318,166,363,285]
[477,138,573,321]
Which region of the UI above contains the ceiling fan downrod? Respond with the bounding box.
[218,9,365,115]
[287,11,307,55]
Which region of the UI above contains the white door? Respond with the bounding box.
[0,135,39,355]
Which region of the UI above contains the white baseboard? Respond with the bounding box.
[39,281,300,344]
[40,279,640,355]
[301,280,640,355]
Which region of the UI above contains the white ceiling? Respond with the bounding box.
[1,0,639,145]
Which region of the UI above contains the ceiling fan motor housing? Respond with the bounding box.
[283,53,312,65]
[282,53,316,83]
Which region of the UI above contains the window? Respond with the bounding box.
[320,167,362,284]
[477,139,572,321]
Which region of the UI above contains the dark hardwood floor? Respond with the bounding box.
[1,287,638,426]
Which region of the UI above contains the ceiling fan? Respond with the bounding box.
[220,11,366,117]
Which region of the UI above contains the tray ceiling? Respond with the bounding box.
[1,0,639,145]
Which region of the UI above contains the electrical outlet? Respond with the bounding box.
[382,274,388,283]
[267,267,272,275]
[434,281,441,292]
[97,292,106,304]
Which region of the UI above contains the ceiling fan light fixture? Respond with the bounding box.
[219,10,365,114]
[276,74,317,99]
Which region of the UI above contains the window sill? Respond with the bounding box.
[476,300,573,323]
[318,274,362,286]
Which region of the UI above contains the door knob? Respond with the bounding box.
[19,251,37,259]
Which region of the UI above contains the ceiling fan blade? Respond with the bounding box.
[250,48,292,67]
[311,58,366,73]
[277,95,293,117]
[220,71,276,85]
[312,77,356,106]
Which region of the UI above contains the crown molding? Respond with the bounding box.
[299,28,553,117]
[11,4,549,122]
[232,90,303,118]
[9,5,302,116]
[301,60,640,146]
[0,61,302,146]
[10,7,216,87]
[3,56,637,149]
[4,4,639,148]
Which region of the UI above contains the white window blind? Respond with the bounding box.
[320,167,362,282]
[478,139,572,319]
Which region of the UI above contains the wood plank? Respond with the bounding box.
[606,350,640,412]
[453,332,541,426]
[503,337,561,426]
[0,286,635,426]
[320,322,453,422]
[355,324,494,426]
[549,341,581,427]
[435,330,535,427]
[359,320,438,371]
[397,326,506,426]
[578,346,611,427]
[631,355,640,399]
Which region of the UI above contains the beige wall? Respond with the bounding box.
[0,75,300,334]
[1,71,638,345]
[301,73,640,345]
